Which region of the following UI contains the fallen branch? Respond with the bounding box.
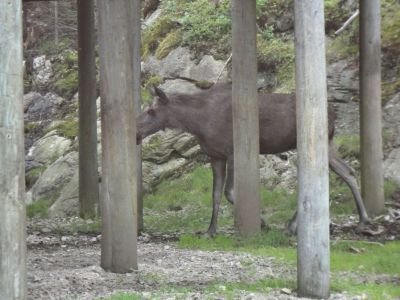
[334,9,359,36]
[215,53,232,84]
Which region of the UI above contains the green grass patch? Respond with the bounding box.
[331,241,400,275]
[53,50,79,98]
[261,187,296,224]
[178,232,296,264]
[257,36,295,92]
[155,30,183,59]
[382,0,400,53]
[54,218,101,235]
[384,179,399,199]
[333,135,360,159]
[25,166,47,188]
[47,119,78,139]
[143,166,233,234]
[27,197,52,218]
[142,16,178,58]
[24,122,40,133]
[99,293,142,300]
[331,279,400,300]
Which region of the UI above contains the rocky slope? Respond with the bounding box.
[23,0,400,218]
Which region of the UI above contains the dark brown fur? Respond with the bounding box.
[137,83,369,236]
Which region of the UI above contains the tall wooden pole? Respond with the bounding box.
[295,0,330,298]
[97,0,138,272]
[78,0,99,219]
[359,0,384,216]
[231,0,261,235]
[132,0,144,234]
[0,0,27,298]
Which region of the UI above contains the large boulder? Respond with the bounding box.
[260,152,297,192]
[384,148,400,186]
[24,92,65,122]
[142,47,228,82]
[32,55,53,91]
[327,59,359,103]
[383,94,400,185]
[29,151,78,203]
[48,171,80,218]
[26,130,72,166]
[141,129,205,192]
[160,79,204,95]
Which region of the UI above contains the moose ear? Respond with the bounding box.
[154,86,169,105]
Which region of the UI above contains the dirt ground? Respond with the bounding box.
[27,222,399,299]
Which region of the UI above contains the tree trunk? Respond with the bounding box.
[132,0,144,233]
[295,0,330,298]
[359,0,384,216]
[97,0,139,273]
[0,0,27,298]
[78,0,99,219]
[231,0,261,235]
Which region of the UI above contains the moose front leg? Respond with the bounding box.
[207,157,227,237]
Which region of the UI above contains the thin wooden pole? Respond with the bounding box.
[97,0,138,273]
[78,0,99,219]
[359,0,384,216]
[295,0,330,298]
[231,0,261,235]
[132,0,144,234]
[0,0,27,298]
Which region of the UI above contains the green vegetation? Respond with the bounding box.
[142,17,179,59]
[47,119,78,139]
[143,166,232,234]
[24,122,40,134]
[155,30,183,59]
[27,196,52,218]
[334,135,360,159]
[382,0,400,52]
[100,293,142,300]
[55,218,101,235]
[26,166,47,188]
[53,50,79,98]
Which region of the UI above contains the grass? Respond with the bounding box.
[126,163,400,299]
[26,166,47,188]
[54,218,101,235]
[46,119,78,139]
[27,196,52,218]
[333,135,360,159]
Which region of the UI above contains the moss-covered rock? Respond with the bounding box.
[46,119,79,140]
[155,30,183,59]
[142,17,179,58]
[52,50,79,99]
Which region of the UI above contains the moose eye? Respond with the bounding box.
[147,108,156,116]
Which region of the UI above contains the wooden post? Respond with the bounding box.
[97,0,138,272]
[132,0,144,234]
[294,0,330,298]
[231,0,261,235]
[77,0,99,219]
[359,0,384,216]
[0,0,27,298]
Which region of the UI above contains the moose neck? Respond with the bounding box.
[166,99,208,138]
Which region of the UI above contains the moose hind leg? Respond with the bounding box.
[207,157,227,237]
[329,144,370,226]
[224,156,235,204]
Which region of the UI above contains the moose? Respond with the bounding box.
[136,83,370,236]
